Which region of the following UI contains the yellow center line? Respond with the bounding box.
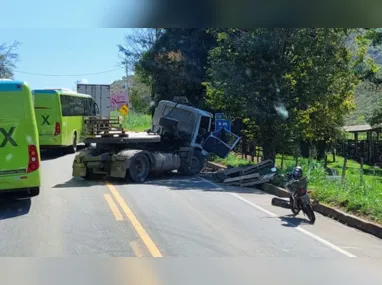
[105,182,163,257]
[104,194,124,221]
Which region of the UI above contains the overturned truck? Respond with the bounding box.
[72,100,240,183]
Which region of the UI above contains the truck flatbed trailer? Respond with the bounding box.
[84,132,162,144]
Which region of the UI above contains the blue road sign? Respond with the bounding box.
[215,119,231,132]
[215,113,224,120]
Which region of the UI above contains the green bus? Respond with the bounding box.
[33,88,99,153]
[0,80,41,197]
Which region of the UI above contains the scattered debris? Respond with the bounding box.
[212,159,275,187]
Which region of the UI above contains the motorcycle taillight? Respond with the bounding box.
[300,188,307,194]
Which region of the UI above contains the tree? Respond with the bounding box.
[0,41,19,78]
[134,28,217,108]
[366,100,382,127]
[118,28,164,73]
[118,29,164,113]
[205,29,361,162]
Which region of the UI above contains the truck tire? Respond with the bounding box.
[81,167,102,181]
[179,150,205,176]
[128,154,150,183]
[67,134,77,154]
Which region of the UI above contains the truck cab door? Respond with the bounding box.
[202,128,240,158]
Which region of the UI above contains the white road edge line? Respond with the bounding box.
[197,176,356,258]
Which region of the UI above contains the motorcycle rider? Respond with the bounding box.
[286,166,307,206]
[291,166,303,180]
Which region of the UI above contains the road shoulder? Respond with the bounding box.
[198,174,382,258]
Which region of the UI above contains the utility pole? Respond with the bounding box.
[124,60,130,110]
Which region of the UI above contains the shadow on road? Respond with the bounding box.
[0,198,31,220]
[270,197,314,225]
[144,174,268,194]
[52,177,105,188]
[40,149,67,161]
[279,214,312,227]
[40,145,87,161]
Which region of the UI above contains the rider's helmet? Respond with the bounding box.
[292,166,303,180]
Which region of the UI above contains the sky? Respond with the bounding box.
[1,29,131,89]
[1,0,142,28]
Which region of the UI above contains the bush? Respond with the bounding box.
[110,111,152,132]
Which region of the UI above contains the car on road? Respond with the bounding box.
[0,80,41,197]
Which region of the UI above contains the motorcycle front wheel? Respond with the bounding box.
[305,204,316,224]
[290,196,300,215]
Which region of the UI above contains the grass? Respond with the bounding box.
[110,111,152,132]
[213,152,382,224]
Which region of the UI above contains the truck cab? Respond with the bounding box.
[152,100,239,159]
[151,100,212,150]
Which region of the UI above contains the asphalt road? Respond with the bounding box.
[1,149,382,284]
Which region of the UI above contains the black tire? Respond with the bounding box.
[128,154,150,183]
[67,134,77,154]
[179,150,205,176]
[305,204,316,224]
[81,167,102,181]
[16,187,40,199]
[290,196,301,215]
[29,187,40,197]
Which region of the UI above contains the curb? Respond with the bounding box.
[205,160,382,239]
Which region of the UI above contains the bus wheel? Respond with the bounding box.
[29,187,40,197]
[68,134,77,154]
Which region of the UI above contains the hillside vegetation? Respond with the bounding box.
[345,45,382,126]
[345,81,382,125]
[110,75,152,114]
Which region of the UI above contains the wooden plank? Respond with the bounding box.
[223,166,247,176]
[242,159,273,174]
[241,178,271,187]
[222,159,273,177]
[223,173,260,184]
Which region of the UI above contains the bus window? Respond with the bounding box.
[60,95,87,116]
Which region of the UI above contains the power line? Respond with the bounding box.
[14,67,124,77]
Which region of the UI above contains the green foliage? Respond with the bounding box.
[110,111,151,132]
[135,29,217,107]
[366,98,382,126]
[111,75,152,114]
[205,29,361,160]
[345,81,381,125]
[129,88,151,114]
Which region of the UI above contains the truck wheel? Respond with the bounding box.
[128,154,150,183]
[67,134,77,154]
[180,150,205,176]
[81,167,101,180]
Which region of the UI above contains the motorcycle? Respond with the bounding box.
[271,167,316,224]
